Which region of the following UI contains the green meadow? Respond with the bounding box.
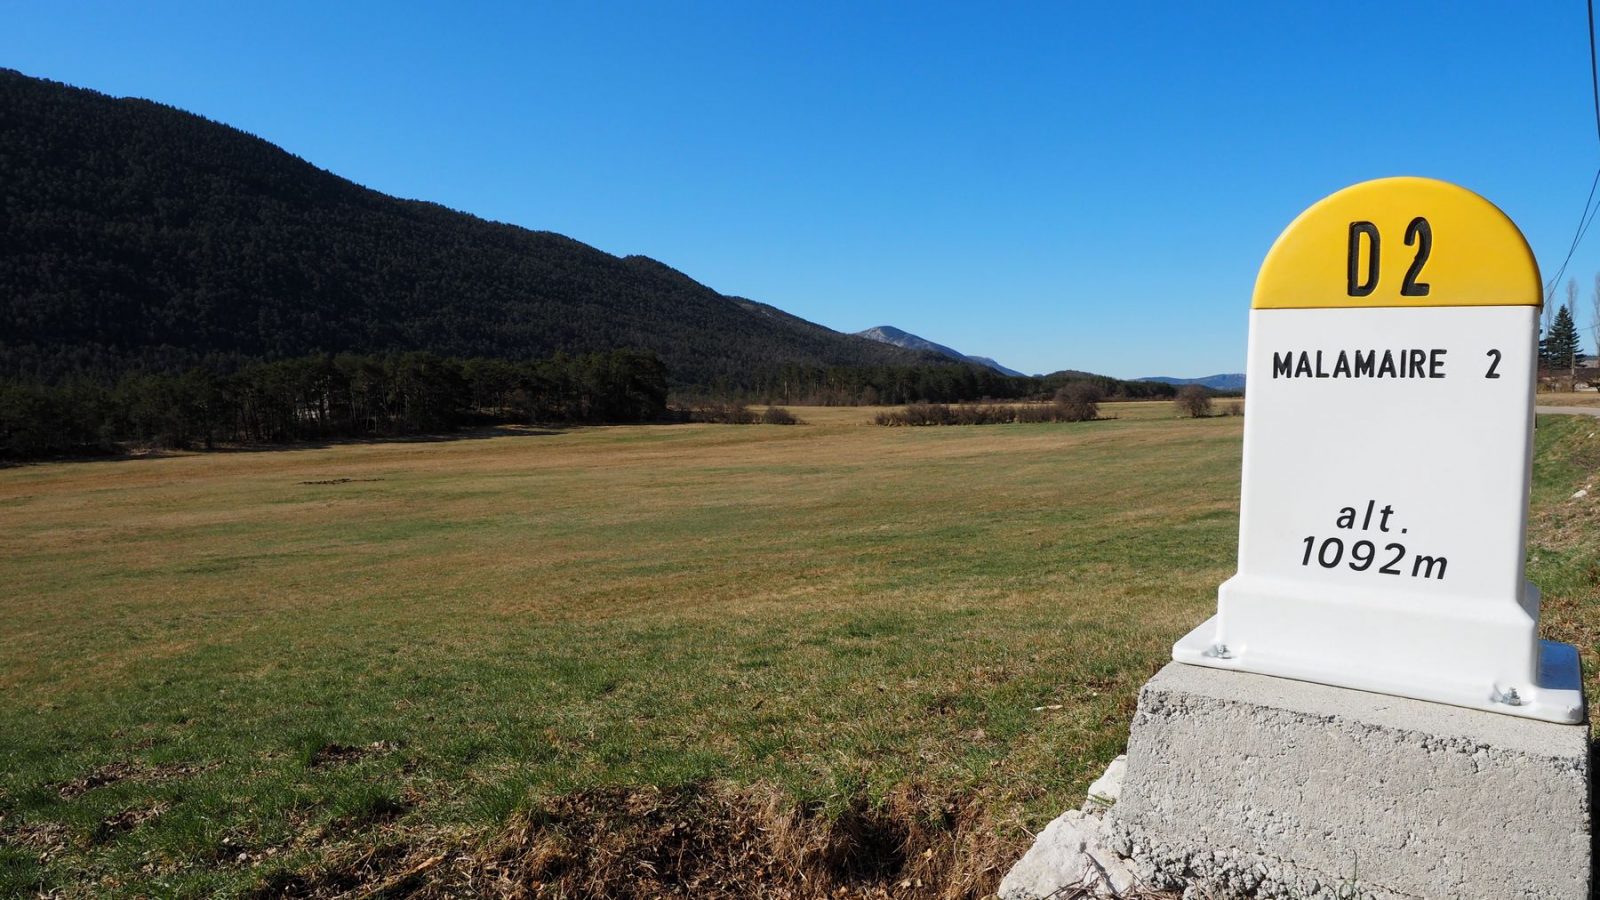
[1,405,1594,897]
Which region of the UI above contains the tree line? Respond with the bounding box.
[0,349,668,459]
[1,349,1198,460]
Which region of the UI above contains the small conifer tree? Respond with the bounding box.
[1547,305,1583,372]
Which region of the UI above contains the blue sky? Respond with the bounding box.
[5,1,1599,377]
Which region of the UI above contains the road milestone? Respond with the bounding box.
[1110,178,1591,899]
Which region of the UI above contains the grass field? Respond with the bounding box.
[1,406,1595,898]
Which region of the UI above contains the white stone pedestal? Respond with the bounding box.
[1109,663,1591,900]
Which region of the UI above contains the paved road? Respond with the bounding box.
[1536,405,1600,417]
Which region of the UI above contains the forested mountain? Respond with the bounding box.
[0,69,945,388]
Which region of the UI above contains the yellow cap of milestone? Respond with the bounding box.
[1252,176,1542,310]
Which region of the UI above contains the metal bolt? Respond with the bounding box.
[1498,687,1522,706]
[1207,643,1234,660]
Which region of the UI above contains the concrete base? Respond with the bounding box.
[1109,662,1591,900]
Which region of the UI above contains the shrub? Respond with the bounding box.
[876,404,951,426]
[1011,404,1055,423]
[951,404,1005,425]
[1053,382,1102,422]
[1175,385,1212,418]
[874,400,1105,426]
[1224,400,1244,417]
[760,406,800,425]
[905,403,955,425]
[692,401,757,424]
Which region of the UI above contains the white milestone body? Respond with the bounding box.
[1173,178,1585,723]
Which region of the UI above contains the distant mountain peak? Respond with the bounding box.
[855,326,1025,377]
[859,325,913,341]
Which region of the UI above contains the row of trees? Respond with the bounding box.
[720,364,1180,407]
[0,349,668,459]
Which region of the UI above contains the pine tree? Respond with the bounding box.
[1547,305,1583,371]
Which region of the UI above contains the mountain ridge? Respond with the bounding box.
[1138,373,1246,391]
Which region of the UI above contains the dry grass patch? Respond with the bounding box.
[1538,391,1600,408]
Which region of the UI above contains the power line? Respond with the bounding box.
[1590,0,1600,145]
[1544,167,1600,301]
[1543,0,1600,304]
